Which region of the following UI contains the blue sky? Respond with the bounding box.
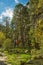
[0,0,28,24]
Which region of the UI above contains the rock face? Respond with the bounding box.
[0,61,7,65]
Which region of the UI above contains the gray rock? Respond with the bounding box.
[26,60,33,64]
[0,61,7,65]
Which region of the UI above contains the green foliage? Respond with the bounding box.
[3,38,12,51]
[6,53,31,65]
[0,32,6,47]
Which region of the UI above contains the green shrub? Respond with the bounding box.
[3,38,12,51]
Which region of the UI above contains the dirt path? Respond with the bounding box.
[0,52,7,65]
[0,56,7,61]
[0,52,11,65]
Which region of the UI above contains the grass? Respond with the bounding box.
[4,51,31,65]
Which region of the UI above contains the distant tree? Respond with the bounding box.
[11,3,30,48]
[3,17,10,38]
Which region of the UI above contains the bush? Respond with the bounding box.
[3,38,12,51]
[0,32,5,47]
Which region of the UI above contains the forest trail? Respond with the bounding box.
[0,52,7,61]
[0,52,7,65]
[0,56,7,62]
